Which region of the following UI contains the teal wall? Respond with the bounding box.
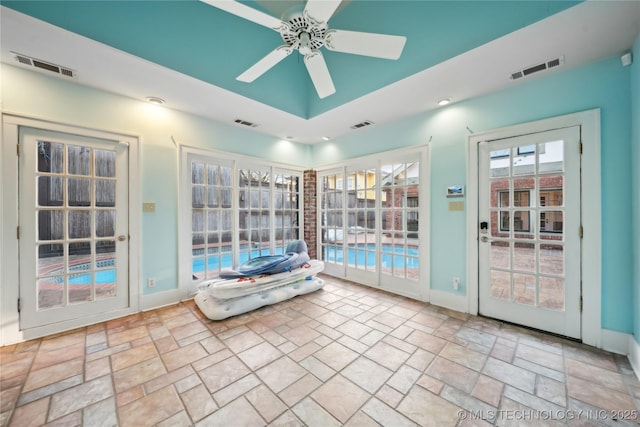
[632,34,640,345]
[311,55,634,333]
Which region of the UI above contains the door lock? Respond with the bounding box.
[480,221,488,234]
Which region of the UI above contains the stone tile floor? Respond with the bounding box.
[1,275,639,426]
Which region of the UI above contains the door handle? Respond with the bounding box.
[480,236,493,243]
[117,235,127,242]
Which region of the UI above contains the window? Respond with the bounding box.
[181,148,302,287]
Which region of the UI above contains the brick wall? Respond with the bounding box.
[303,170,317,259]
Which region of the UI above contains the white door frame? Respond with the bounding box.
[466,109,601,347]
[1,114,141,345]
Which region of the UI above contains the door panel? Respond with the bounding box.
[19,128,130,330]
[318,152,425,298]
[478,126,581,338]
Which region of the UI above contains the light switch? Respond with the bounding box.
[143,202,156,212]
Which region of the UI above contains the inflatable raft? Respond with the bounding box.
[195,240,325,320]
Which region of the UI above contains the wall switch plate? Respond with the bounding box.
[143,202,156,212]
[449,201,464,211]
[147,278,156,287]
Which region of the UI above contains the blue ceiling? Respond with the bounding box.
[3,0,579,119]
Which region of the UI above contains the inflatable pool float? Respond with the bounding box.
[218,240,310,279]
[195,240,325,320]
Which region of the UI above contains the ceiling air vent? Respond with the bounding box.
[234,119,258,128]
[510,56,564,81]
[350,120,374,130]
[12,52,76,78]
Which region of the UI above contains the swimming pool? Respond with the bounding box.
[323,243,419,268]
[56,243,419,284]
[192,248,284,273]
[68,269,116,284]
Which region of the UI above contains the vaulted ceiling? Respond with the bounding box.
[2,1,639,143]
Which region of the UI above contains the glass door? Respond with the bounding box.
[318,148,427,299]
[19,127,130,330]
[478,126,581,338]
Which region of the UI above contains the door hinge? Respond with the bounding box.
[579,225,583,238]
[17,298,21,313]
[17,226,20,239]
[17,144,20,156]
[579,141,583,155]
[579,296,583,312]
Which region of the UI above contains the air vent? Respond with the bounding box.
[234,119,258,128]
[350,120,374,130]
[510,56,564,81]
[12,52,75,78]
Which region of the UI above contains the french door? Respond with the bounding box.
[318,147,427,299]
[478,126,581,338]
[19,127,130,330]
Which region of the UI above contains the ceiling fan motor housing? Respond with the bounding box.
[280,13,327,53]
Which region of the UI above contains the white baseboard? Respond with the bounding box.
[140,288,183,312]
[629,335,640,382]
[600,328,630,355]
[429,289,468,314]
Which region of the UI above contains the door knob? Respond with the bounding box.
[117,235,127,242]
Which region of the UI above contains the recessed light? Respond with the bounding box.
[322,136,330,141]
[437,98,451,106]
[146,96,165,105]
[285,136,294,140]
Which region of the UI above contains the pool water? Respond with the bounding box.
[68,269,116,285]
[324,243,419,268]
[65,244,419,284]
[192,248,281,273]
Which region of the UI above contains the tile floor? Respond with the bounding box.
[1,275,639,426]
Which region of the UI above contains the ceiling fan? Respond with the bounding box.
[201,0,407,98]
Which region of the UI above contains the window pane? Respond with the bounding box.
[38,210,64,241]
[192,162,204,184]
[38,176,63,206]
[95,210,115,237]
[513,146,535,176]
[69,211,91,239]
[490,150,509,177]
[68,145,91,176]
[539,140,563,173]
[37,141,63,173]
[68,178,91,207]
[95,180,115,207]
[95,150,115,177]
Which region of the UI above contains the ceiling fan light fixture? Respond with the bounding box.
[437,98,451,106]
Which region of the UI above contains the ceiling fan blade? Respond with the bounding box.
[303,0,342,23]
[304,51,335,99]
[200,0,284,30]
[237,46,293,82]
[325,29,406,60]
